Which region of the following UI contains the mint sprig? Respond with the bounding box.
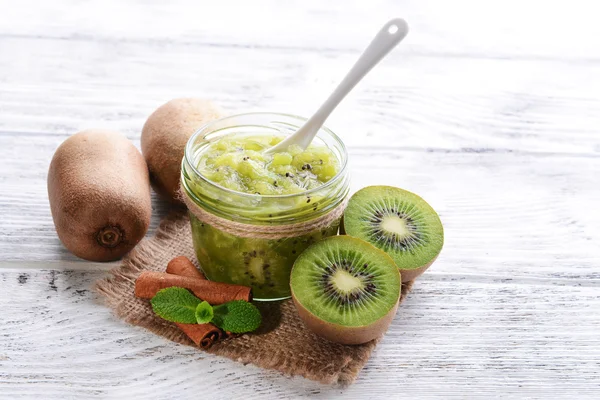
[195,301,214,324]
[150,287,262,333]
[150,287,200,324]
[212,300,262,333]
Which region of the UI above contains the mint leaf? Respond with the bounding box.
[195,301,214,324]
[150,287,200,323]
[212,300,261,333]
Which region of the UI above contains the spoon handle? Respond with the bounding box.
[266,18,409,153]
[312,18,409,124]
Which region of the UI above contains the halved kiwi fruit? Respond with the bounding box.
[290,236,401,345]
[342,186,443,282]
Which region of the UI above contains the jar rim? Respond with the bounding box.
[183,112,348,200]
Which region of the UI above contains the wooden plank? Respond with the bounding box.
[1,36,600,155]
[0,270,597,398]
[1,0,599,397]
[1,135,599,283]
[2,0,600,61]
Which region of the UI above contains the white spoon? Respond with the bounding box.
[265,18,409,154]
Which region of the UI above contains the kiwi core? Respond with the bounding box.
[381,215,411,239]
[331,269,364,293]
[248,257,266,283]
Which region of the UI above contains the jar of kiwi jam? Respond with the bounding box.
[181,113,350,301]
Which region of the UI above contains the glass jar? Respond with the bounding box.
[181,112,350,301]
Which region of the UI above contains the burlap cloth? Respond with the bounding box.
[95,212,413,386]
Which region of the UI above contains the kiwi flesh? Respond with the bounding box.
[141,98,223,204]
[342,186,443,282]
[240,247,279,290]
[290,236,401,345]
[48,129,152,262]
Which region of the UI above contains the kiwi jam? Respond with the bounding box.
[181,113,350,301]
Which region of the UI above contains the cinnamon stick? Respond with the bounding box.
[165,257,223,348]
[135,271,252,304]
[166,256,205,280]
[177,322,222,348]
[224,331,241,339]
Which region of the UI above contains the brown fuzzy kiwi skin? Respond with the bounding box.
[141,98,223,204]
[292,293,400,345]
[399,254,439,283]
[338,215,346,235]
[47,129,152,262]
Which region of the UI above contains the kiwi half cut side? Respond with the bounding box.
[342,186,443,282]
[290,236,401,345]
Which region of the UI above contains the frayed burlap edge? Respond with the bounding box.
[95,211,413,386]
[95,213,197,346]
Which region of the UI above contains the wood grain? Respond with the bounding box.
[2,37,600,154]
[1,270,598,398]
[2,0,599,60]
[1,0,599,398]
[2,137,599,281]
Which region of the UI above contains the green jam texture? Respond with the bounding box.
[191,214,340,299]
[190,134,343,300]
[196,135,340,195]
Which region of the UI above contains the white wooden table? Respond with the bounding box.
[1,1,599,398]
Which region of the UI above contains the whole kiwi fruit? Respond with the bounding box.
[342,186,444,282]
[141,98,223,204]
[290,236,401,345]
[48,129,152,262]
